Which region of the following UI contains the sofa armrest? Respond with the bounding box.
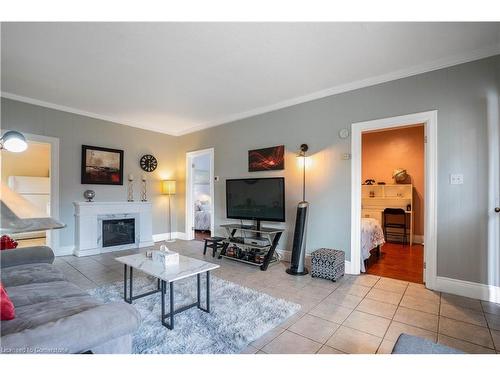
[0,301,141,354]
[0,246,55,269]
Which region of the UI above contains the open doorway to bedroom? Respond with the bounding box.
[359,124,425,284]
[185,148,215,241]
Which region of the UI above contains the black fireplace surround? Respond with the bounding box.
[102,218,135,248]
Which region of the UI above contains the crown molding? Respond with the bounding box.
[174,44,500,136]
[0,92,176,136]
[3,43,500,137]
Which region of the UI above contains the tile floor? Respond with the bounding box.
[57,240,500,354]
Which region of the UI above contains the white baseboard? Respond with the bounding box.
[275,249,355,275]
[54,233,186,257]
[73,248,101,257]
[152,232,187,242]
[435,276,500,304]
[344,260,354,274]
[54,245,74,257]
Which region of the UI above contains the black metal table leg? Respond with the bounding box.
[161,281,176,330]
[197,273,201,308]
[129,266,133,297]
[169,282,174,329]
[206,271,210,313]
[160,271,212,330]
[218,241,229,259]
[123,265,130,303]
[161,280,165,321]
[261,232,282,271]
[122,264,161,303]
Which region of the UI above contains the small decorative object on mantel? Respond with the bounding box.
[377,182,386,185]
[83,189,95,202]
[141,174,147,202]
[363,179,375,185]
[248,145,284,172]
[140,154,158,172]
[127,174,134,202]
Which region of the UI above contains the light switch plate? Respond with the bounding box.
[450,174,464,185]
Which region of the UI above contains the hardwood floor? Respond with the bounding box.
[365,242,424,284]
[194,230,211,241]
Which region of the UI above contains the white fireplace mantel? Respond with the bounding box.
[73,201,154,257]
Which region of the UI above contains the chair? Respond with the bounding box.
[203,236,225,257]
[383,208,408,245]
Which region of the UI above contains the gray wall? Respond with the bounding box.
[1,98,180,249]
[2,55,498,285]
[176,55,500,286]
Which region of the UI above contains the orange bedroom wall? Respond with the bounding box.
[362,124,425,236]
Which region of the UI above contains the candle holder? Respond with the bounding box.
[127,174,134,202]
[141,175,147,202]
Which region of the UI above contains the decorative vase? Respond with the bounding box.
[83,190,95,202]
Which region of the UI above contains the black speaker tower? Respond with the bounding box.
[286,144,309,276]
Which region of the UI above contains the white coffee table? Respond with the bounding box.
[115,253,219,329]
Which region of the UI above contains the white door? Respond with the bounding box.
[487,94,500,288]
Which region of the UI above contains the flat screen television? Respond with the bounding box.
[226,177,285,222]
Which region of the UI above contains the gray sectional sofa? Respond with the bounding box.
[0,246,140,354]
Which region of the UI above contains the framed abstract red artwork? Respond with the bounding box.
[248,145,285,172]
[81,145,124,185]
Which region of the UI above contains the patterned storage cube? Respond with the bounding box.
[311,248,345,281]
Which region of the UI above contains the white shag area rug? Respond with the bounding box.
[89,275,300,354]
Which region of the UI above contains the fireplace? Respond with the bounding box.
[102,218,135,248]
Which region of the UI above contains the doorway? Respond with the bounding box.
[351,111,438,289]
[1,135,59,249]
[185,148,215,241]
[361,124,425,283]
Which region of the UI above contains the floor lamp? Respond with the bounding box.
[161,180,176,242]
[286,144,310,276]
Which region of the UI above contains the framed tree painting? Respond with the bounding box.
[81,145,124,185]
[248,145,285,172]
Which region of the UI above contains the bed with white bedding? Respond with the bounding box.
[194,201,211,231]
[360,217,385,272]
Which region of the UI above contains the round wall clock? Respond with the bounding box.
[140,154,158,172]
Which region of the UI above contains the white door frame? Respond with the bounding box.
[185,148,215,241]
[350,111,438,289]
[9,132,61,253]
[486,92,499,290]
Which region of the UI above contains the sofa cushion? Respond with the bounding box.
[1,283,15,321]
[6,281,89,308]
[1,302,140,354]
[1,263,65,287]
[0,295,103,337]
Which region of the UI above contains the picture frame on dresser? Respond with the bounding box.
[81,145,124,185]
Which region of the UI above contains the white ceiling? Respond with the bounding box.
[2,22,500,136]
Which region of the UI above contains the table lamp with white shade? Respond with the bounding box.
[161,180,176,242]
